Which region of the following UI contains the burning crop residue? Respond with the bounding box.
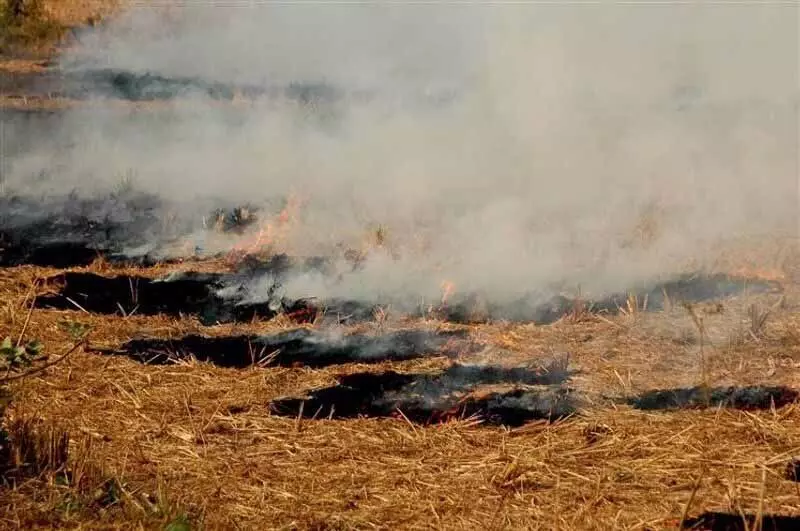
[2,2,794,334]
[106,328,471,369]
[434,273,783,325]
[0,237,103,269]
[31,68,357,104]
[269,356,575,426]
[33,270,317,325]
[628,386,799,411]
[36,270,232,319]
[0,192,167,268]
[33,255,783,328]
[2,168,783,330]
[33,254,373,325]
[0,4,796,528]
[0,191,298,268]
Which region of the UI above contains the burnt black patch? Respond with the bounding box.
[436,293,572,325]
[32,254,370,325]
[269,359,574,426]
[0,236,102,268]
[0,192,168,267]
[438,274,782,325]
[75,69,237,101]
[0,191,299,268]
[33,269,370,325]
[628,386,798,411]
[107,328,471,369]
[682,511,800,531]
[61,69,351,104]
[434,360,571,387]
[35,271,251,320]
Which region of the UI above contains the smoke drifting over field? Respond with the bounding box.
[3,4,798,306]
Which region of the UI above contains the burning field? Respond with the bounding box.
[1,2,800,530]
[3,256,800,531]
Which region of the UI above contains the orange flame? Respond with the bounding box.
[440,280,456,305]
[279,194,302,225]
[222,195,303,264]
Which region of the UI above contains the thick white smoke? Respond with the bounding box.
[4,2,798,306]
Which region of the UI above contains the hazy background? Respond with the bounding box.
[4,2,798,305]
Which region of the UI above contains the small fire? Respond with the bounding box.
[277,198,296,224]
[223,194,303,263]
[440,280,456,305]
[246,225,268,253]
[224,224,271,262]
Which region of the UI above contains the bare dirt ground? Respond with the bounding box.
[2,2,800,530]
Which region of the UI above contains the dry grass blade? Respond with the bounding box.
[65,296,90,314]
[678,476,702,530]
[15,279,38,347]
[295,401,305,433]
[683,302,710,404]
[748,303,771,341]
[754,464,767,531]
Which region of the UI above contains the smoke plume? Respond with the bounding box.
[3,3,797,307]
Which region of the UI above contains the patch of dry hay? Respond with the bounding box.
[0,255,799,528]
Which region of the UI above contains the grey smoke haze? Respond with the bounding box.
[4,3,798,305]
